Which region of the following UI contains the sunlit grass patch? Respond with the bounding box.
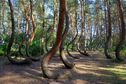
[100,65,126,80]
[120,49,126,57]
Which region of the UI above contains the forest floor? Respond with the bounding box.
[0,51,126,84]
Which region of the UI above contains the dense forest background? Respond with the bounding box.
[0,0,126,83]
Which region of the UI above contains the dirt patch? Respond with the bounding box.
[0,51,126,84]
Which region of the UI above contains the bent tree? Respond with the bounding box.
[41,0,67,78]
[6,0,15,61]
[104,0,112,59]
[60,1,75,68]
[7,0,31,64]
[77,0,90,56]
[115,0,125,61]
[66,0,79,59]
[25,0,40,61]
[44,0,57,52]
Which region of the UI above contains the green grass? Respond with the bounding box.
[101,65,126,81]
[120,49,126,57]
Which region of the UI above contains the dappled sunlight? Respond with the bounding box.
[65,52,80,55]
[72,79,89,84]
[100,65,126,80]
[75,64,99,71]
[74,64,112,78]
[0,75,44,84]
[114,65,126,69]
[1,51,126,84]
[0,0,125,83]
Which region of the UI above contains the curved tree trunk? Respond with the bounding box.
[104,0,112,59]
[20,0,31,58]
[6,0,15,58]
[45,0,57,53]
[115,0,125,61]
[66,0,79,59]
[45,27,52,52]
[7,0,31,64]
[41,0,66,79]
[77,0,90,56]
[60,5,75,68]
[67,30,79,59]
[25,0,40,61]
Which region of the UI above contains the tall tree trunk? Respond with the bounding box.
[41,0,66,79]
[7,0,15,56]
[25,0,40,61]
[45,0,57,52]
[115,0,125,61]
[7,0,30,64]
[29,0,36,44]
[1,0,5,34]
[104,0,112,59]
[77,0,90,56]
[41,0,46,54]
[67,0,79,59]
[45,26,51,52]
[60,1,75,68]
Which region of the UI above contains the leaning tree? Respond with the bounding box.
[104,0,112,59]
[6,0,31,64]
[115,0,125,61]
[41,0,75,79]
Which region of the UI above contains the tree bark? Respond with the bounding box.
[60,5,75,68]
[104,0,112,59]
[77,0,90,56]
[7,0,15,56]
[25,0,40,61]
[7,0,31,64]
[41,0,66,79]
[115,0,125,61]
[67,0,80,59]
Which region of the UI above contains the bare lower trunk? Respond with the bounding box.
[7,0,15,57]
[45,27,51,52]
[60,10,75,68]
[115,0,125,61]
[77,0,89,56]
[41,0,66,78]
[60,43,75,69]
[104,0,112,59]
[67,10,79,59]
[7,0,31,64]
[67,33,79,59]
